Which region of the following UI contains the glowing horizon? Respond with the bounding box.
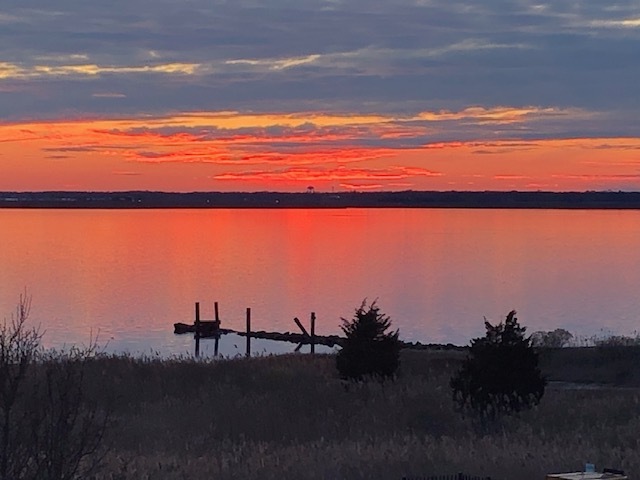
[2,1,639,192]
[1,109,639,192]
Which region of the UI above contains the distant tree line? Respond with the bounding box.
[3,190,640,209]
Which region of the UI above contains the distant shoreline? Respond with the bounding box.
[2,190,640,209]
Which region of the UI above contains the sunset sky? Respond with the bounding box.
[1,0,639,192]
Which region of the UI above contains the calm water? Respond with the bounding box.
[1,208,640,357]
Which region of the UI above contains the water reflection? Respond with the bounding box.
[1,208,639,356]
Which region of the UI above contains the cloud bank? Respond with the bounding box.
[1,0,639,191]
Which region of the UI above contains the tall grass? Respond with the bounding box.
[78,349,640,480]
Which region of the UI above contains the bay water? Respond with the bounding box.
[1,208,639,357]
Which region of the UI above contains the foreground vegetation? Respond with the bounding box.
[63,346,639,480]
[4,297,639,479]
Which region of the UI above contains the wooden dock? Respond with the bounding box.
[173,301,464,357]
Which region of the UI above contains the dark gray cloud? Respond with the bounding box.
[1,0,639,138]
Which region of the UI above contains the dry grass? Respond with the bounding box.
[540,345,640,386]
[77,349,640,480]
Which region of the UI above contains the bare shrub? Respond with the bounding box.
[30,346,111,480]
[0,293,110,480]
[0,293,41,480]
[594,335,640,348]
[530,328,573,348]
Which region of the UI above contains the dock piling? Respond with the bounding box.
[214,302,220,357]
[194,302,201,358]
[246,307,251,357]
[310,312,316,354]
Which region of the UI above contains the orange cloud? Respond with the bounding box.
[1,110,639,192]
[213,166,442,182]
[340,183,384,190]
[0,62,200,79]
[494,175,531,180]
[125,147,397,166]
[413,106,588,125]
[551,174,640,180]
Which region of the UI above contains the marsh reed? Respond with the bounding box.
[76,348,640,479]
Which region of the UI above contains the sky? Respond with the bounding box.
[1,0,640,192]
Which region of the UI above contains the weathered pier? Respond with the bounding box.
[173,303,324,356]
[173,301,464,357]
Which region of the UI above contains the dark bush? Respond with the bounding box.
[336,301,400,381]
[450,310,546,422]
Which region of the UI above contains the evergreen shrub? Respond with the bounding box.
[450,310,546,422]
[336,301,400,381]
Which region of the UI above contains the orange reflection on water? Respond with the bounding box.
[1,208,640,354]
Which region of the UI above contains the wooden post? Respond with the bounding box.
[293,317,310,337]
[214,302,220,357]
[245,307,251,358]
[194,302,201,358]
[310,312,316,354]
